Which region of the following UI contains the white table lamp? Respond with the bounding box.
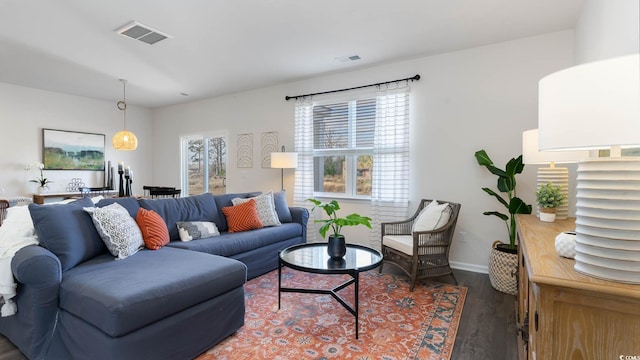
[538,53,640,284]
[271,146,298,190]
[522,129,588,219]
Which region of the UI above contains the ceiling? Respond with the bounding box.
[0,0,585,108]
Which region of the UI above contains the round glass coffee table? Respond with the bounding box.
[278,243,383,339]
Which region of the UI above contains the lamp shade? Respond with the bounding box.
[271,152,298,169]
[538,54,640,151]
[112,130,138,150]
[522,129,588,164]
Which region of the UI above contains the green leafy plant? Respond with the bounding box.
[475,149,532,250]
[307,198,372,238]
[536,182,565,208]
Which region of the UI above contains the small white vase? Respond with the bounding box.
[37,187,46,194]
[555,231,577,258]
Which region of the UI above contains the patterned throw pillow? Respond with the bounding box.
[221,199,263,233]
[136,208,170,250]
[176,221,220,241]
[84,202,144,260]
[231,191,281,227]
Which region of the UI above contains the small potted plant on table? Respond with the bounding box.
[307,198,372,259]
[536,182,565,222]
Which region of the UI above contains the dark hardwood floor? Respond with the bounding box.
[449,269,518,360]
[0,269,517,360]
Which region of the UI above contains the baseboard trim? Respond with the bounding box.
[450,261,488,274]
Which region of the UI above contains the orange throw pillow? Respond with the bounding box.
[221,199,263,233]
[136,208,170,250]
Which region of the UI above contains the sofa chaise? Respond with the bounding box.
[0,191,308,359]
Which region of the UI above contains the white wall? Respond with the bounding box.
[574,0,640,63]
[153,30,574,271]
[0,83,153,198]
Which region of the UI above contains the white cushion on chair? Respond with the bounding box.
[412,201,450,232]
[382,235,414,255]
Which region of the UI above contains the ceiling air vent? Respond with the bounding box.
[335,55,362,63]
[116,21,172,45]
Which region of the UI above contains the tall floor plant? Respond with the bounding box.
[475,150,532,251]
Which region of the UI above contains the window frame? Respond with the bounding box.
[311,95,375,200]
[180,131,228,195]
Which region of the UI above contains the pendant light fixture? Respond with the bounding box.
[112,79,138,150]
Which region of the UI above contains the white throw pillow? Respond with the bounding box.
[84,203,143,260]
[412,201,451,232]
[231,191,281,227]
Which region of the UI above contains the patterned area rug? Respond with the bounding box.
[197,268,467,360]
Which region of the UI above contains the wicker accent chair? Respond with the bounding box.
[0,199,9,226]
[380,199,461,291]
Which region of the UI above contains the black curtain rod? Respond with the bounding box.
[285,74,421,101]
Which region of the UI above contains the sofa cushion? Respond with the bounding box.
[96,197,141,218]
[273,190,292,223]
[231,191,281,227]
[139,193,221,241]
[29,197,105,271]
[213,192,261,231]
[167,222,303,257]
[84,203,144,260]
[59,247,247,337]
[176,221,219,241]
[136,208,170,250]
[222,199,263,233]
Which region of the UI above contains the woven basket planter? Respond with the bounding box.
[488,240,518,296]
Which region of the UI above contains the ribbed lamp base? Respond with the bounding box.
[574,157,640,284]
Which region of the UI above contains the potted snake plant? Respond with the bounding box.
[475,149,532,295]
[307,198,372,259]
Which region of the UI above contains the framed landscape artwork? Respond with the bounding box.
[43,129,105,170]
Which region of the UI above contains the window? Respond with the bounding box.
[312,98,375,198]
[181,134,227,195]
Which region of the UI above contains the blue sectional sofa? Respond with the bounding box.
[0,191,308,359]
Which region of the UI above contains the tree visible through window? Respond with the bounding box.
[313,98,374,198]
[182,135,226,195]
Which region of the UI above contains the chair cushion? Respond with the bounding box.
[29,197,105,271]
[412,201,451,232]
[382,235,414,255]
[59,247,247,337]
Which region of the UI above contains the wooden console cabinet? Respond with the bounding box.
[516,214,640,360]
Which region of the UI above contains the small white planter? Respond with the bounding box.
[539,209,556,222]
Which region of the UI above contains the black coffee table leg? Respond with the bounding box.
[354,270,359,339]
[278,259,282,310]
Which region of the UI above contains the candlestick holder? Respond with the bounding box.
[118,170,124,197]
[125,175,131,197]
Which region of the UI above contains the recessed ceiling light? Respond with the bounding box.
[180,93,189,96]
[116,21,172,45]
